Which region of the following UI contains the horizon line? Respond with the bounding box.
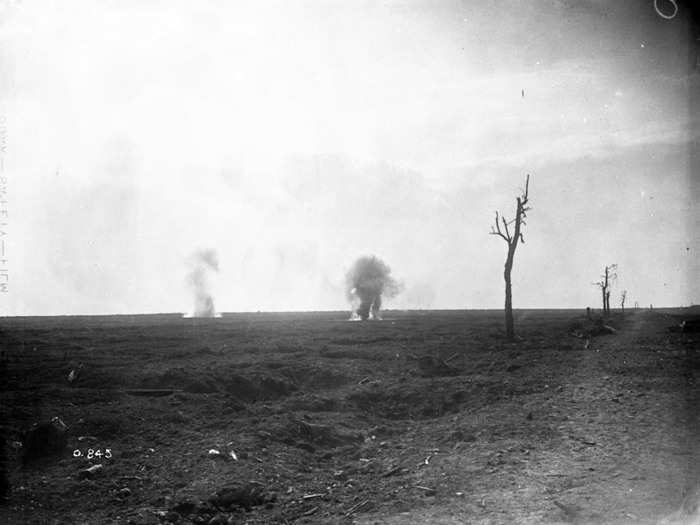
[0,305,695,319]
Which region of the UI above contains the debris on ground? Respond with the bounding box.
[206,513,231,525]
[414,485,437,497]
[345,499,371,516]
[78,464,103,479]
[67,363,83,384]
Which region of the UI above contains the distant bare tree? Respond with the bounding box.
[620,290,627,313]
[490,174,531,339]
[593,264,617,317]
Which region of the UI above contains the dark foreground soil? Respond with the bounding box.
[1,309,699,524]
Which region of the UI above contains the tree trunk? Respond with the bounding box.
[504,261,514,339]
[602,287,607,315]
[491,178,529,341]
[603,292,607,316]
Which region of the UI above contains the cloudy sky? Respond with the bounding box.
[0,0,698,315]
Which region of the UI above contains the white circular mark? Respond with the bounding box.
[654,0,678,20]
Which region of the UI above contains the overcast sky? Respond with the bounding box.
[0,0,698,315]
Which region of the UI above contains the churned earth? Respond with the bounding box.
[1,308,698,524]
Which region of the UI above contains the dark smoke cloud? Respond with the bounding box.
[185,249,220,318]
[345,255,400,320]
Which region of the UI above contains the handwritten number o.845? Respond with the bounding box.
[72,448,112,459]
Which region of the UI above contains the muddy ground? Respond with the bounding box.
[1,309,699,524]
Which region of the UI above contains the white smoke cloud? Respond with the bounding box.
[184,249,221,318]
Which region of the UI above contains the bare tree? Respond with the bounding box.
[620,290,627,313]
[490,174,531,339]
[593,264,617,317]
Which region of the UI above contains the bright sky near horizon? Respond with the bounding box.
[0,0,698,315]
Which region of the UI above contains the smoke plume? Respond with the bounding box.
[185,249,220,318]
[345,255,400,320]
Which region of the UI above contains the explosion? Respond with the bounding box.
[184,249,221,318]
[345,255,400,320]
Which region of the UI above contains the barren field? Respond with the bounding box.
[1,309,699,524]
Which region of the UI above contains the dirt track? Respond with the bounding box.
[1,309,699,524]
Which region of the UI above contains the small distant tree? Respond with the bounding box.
[593,264,617,317]
[490,174,531,339]
[620,290,627,313]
